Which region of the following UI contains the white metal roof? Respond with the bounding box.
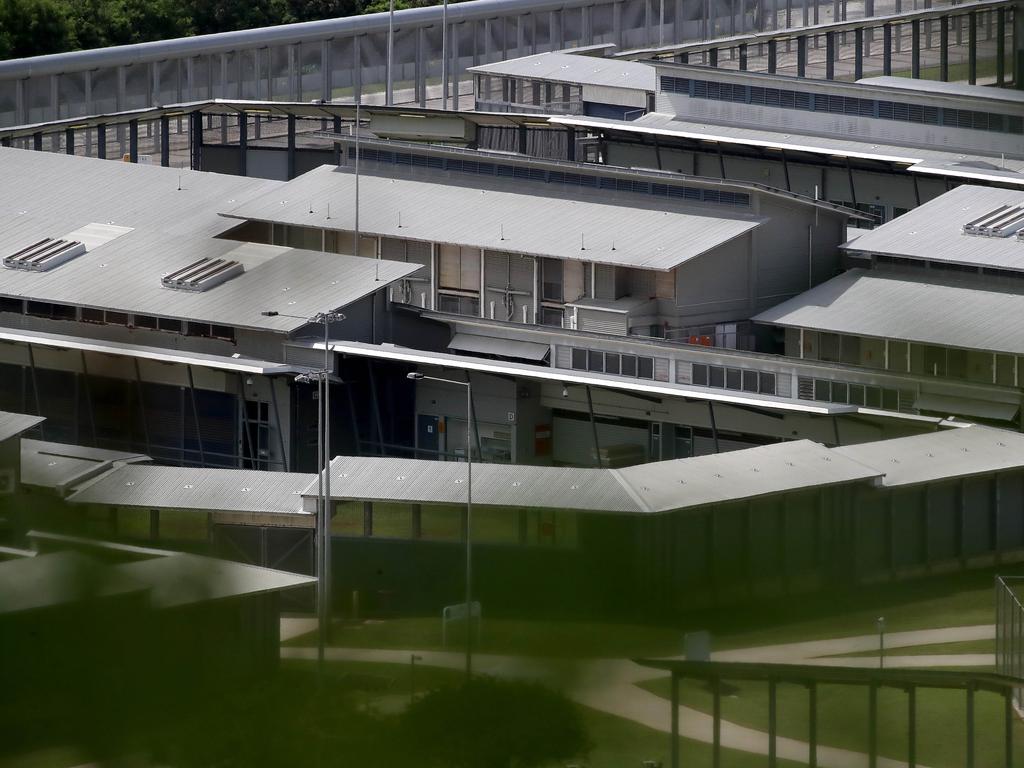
[468,52,656,91]
[0,327,314,375]
[316,339,855,415]
[753,268,1024,356]
[0,148,418,332]
[855,76,1024,106]
[221,164,763,271]
[320,439,881,513]
[67,463,315,517]
[20,439,150,493]
[547,113,1024,187]
[113,553,316,607]
[0,551,144,615]
[833,424,1024,487]
[0,410,44,443]
[841,185,1024,271]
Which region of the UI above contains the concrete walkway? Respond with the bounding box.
[281,623,997,768]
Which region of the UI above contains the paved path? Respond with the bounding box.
[281,623,997,768]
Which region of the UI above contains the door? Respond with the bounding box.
[416,414,439,459]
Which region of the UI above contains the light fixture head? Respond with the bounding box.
[407,372,425,381]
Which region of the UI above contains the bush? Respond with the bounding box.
[399,676,591,768]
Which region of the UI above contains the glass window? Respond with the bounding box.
[692,364,709,386]
[758,372,776,395]
[133,315,158,330]
[922,346,946,377]
[848,384,865,406]
[605,353,621,375]
[819,333,841,362]
[0,297,22,313]
[638,357,654,379]
[725,368,742,390]
[158,317,183,333]
[814,379,830,401]
[996,354,1015,387]
[741,370,758,392]
[865,386,882,408]
[709,366,725,388]
[882,389,899,411]
[106,311,129,326]
[621,355,637,377]
[588,350,604,373]
[830,381,848,404]
[186,322,211,337]
[571,349,587,370]
[81,307,104,324]
[888,341,908,372]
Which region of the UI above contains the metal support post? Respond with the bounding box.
[883,24,893,74]
[855,27,864,79]
[585,385,602,467]
[129,119,138,163]
[908,685,917,768]
[941,18,950,80]
[739,43,748,70]
[768,39,778,72]
[969,11,978,83]
[65,127,74,155]
[798,35,808,76]
[286,114,296,179]
[769,679,778,767]
[160,115,169,167]
[997,7,1006,85]
[238,111,248,176]
[33,132,42,151]
[826,31,836,79]
[912,20,921,78]
[709,47,719,67]
[670,672,680,768]
[869,682,878,768]
[809,682,818,768]
[708,401,721,453]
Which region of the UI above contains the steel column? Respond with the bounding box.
[912,20,921,78]
[65,127,74,155]
[286,113,296,179]
[855,27,864,79]
[798,35,808,76]
[969,11,978,83]
[186,366,207,466]
[238,111,248,176]
[129,119,138,162]
[79,351,97,447]
[739,43,748,70]
[768,39,777,72]
[997,7,1006,85]
[270,377,289,471]
[585,385,602,467]
[809,682,818,768]
[769,679,778,767]
[707,401,720,453]
[133,359,151,457]
[826,31,836,79]
[908,684,917,768]
[883,24,893,74]
[869,682,878,768]
[941,17,950,80]
[670,672,679,768]
[32,132,42,151]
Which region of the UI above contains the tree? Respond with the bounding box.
[399,677,591,768]
[0,0,74,59]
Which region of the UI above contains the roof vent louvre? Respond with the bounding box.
[963,203,1024,238]
[4,238,86,272]
[161,257,244,292]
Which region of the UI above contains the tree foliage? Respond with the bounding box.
[398,677,592,768]
[0,0,462,60]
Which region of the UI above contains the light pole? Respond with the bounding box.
[406,371,473,677]
[264,309,346,669]
[877,616,886,669]
[386,0,395,106]
[441,0,449,110]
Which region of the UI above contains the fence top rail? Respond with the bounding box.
[635,658,1024,694]
[618,0,1012,58]
[0,0,607,81]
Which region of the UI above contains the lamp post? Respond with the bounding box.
[263,309,346,671]
[877,616,886,669]
[441,0,449,110]
[406,371,474,677]
[386,0,395,107]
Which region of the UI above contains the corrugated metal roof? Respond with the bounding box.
[447,333,550,361]
[840,185,1024,270]
[21,439,149,493]
[67,463,315,516]
[221,165,763,271]
[318,339,853,414]
[0,410,44,442]
[321,442,882,513]
[327,455,642,512]
[468,52,656,91]
[615,440,881,511]
[547,114,1024,187]
[0,148,418,332]
[856,76,1024,106]
[753,268,1024,356]
[834,424,1024,487]
[113,553,315,608]
[0,327,316,375]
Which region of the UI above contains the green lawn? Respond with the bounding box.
[639,676,1021,768]
[832,638,994,658]
[291,564,1015,659]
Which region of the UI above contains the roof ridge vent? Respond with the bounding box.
[161,257,244,292]
[4,238,86,272]
[963,203,1024,238]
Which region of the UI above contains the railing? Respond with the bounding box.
[996,575,1024,713]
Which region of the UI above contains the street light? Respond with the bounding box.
[264,309,346,671]
[406,370,474,677]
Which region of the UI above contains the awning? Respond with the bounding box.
[0,327,313,376]
[914,393,1020,423]
[447,333,550,362]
